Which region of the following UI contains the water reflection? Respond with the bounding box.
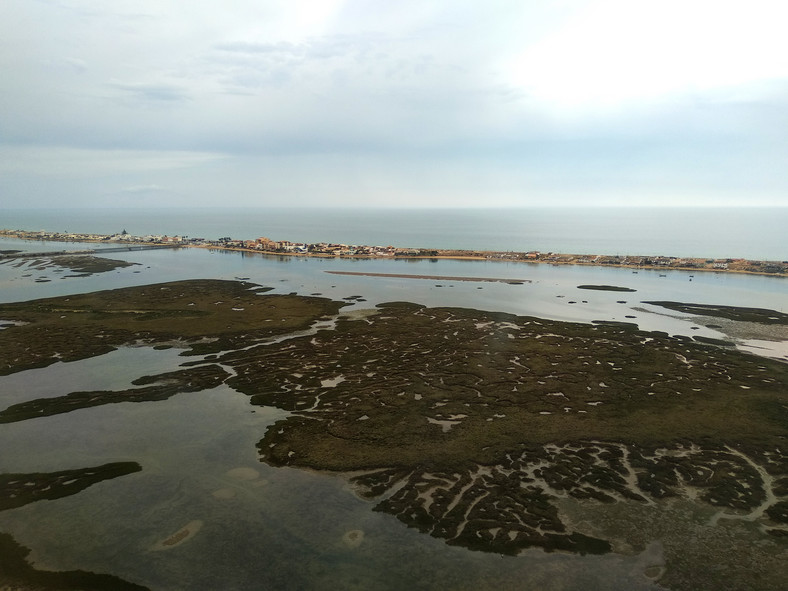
[0,379,664,591]
[1,239,785,590]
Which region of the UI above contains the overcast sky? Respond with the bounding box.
[1,0,787,209]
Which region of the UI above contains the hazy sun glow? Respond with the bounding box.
[506,0,788,110]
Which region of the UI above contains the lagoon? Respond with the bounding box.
[0,233,786,590]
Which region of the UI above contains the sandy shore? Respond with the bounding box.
[196,244,787,277]
[325,271,531,283]
[2,229,785,278]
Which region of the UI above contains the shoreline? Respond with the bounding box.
[193,245,788,279]
[324,270,531,283]
[1,228,786,279]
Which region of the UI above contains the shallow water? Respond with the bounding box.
[0,354,662,591]
[0,238,785,590]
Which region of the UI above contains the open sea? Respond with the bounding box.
[0,206,786,590]
[2,206,787,260]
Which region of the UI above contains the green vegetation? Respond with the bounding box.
[0,279,345,375]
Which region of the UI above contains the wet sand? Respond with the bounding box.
[325,270,531,283]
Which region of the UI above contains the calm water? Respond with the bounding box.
[0,224,786,590]
[3,206,787,260]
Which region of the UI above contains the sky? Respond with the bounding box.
[1,0,787,209]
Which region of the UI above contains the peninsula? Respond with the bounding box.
[2,228,786,277]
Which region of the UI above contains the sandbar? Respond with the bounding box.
[325,270,530,283]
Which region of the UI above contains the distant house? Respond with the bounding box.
[256,237,276,250]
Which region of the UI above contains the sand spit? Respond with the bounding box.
[151,520,203,551]
[325,270,531,284]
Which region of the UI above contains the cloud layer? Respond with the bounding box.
[2,0,787,208]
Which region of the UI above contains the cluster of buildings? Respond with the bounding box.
[0,229,409,257]
[518,252,787,274]
[2,229,193,245]
[2,229,786,275]
[216,236,405,257]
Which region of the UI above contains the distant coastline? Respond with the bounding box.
[2,228,786,278]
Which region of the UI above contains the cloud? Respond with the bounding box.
[0,146,225,176]
[504,0,788,112]
[120,184,165,193]
[60,57,88,72]
[108,80,191,103]
[0,0,786,208]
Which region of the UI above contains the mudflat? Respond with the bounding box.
[1,280,786,591]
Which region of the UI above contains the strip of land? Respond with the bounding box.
[325,271,530,283]
[2,228,786,277]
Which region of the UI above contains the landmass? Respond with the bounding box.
[1,280,786,590]
[2,228,786,277]
[0,365,230,423]
[645,301,788,325]
[578,284,637,292]
[325,270,531,283]
[0,279,343,376]
[0,463,142,511]
[0,251,138,279]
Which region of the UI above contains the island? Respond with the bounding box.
[2,228,786,277]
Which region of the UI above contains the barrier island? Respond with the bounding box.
[2,228,786,277]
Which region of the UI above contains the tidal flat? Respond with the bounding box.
[0,278,786,590]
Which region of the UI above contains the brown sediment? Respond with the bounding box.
[151,521,203,551]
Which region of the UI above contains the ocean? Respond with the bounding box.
[3,206,787,260]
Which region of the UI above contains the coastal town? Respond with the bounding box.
[1,227,786,277]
